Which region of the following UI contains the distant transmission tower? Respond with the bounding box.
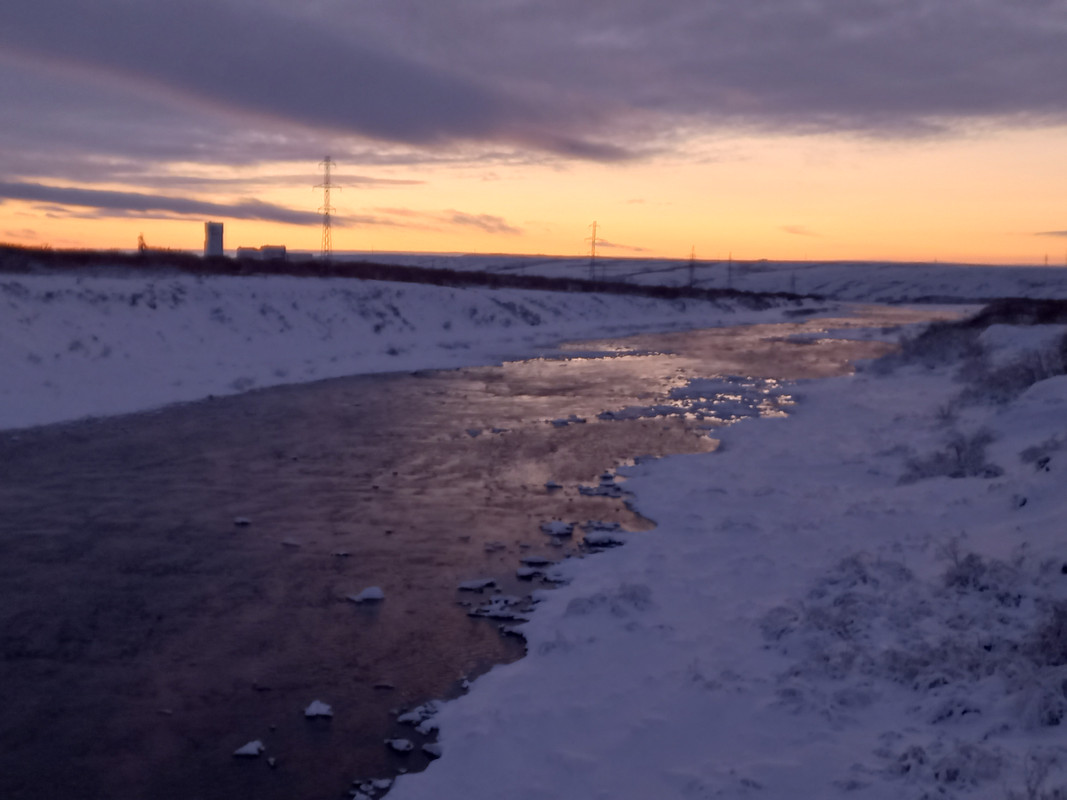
[315,156,339,260]
[586,220,599,280]
[688,245,696,288]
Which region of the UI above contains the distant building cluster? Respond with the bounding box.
[236,245,287,260]
[202,221,286,260]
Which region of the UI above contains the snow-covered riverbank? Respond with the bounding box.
[0,272,804,431]
[387,313,1067,800]
[6,267,1067,798]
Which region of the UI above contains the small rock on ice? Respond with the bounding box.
[233,517,252,527]
[233,740,265,757]
[304,700,333,718]
[347,587,385,603]
[544,481,563,490]
[386,738,414,753]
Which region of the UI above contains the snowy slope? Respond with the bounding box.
[0,272,804,431]
[388,320,1067,800]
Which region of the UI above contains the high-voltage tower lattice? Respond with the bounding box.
[315,156,337,259]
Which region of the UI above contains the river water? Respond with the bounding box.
[0,305,951,800]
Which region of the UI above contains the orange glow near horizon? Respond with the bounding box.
[4,126,1067,266]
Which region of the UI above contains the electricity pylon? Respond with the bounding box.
[586,221,599,280]
[315,156,340,260]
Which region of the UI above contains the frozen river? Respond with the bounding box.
[0,305,948,800]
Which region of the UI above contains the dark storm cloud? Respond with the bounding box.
[0,0,626,160]
[0,181,324,226]
[333,0,1067,135]
[2,0,1067,177]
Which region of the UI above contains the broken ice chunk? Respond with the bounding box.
[549,414,586,427]
[540,521,574,537]
[583,530,626,547]
[386,738,414,753]
[458,578,496,592]
[468,595,529,621]
[233,740,265,757]
[304,700,333,718]
[347,587,385,603]
[396,701,440,725]
[520,555,553,566]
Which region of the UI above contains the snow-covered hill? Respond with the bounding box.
[0,272,802,431]
[354,253,1067,303]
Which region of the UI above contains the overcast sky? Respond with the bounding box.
[1,0,1065,258]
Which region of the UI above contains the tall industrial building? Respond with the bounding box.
[204,222,224,257]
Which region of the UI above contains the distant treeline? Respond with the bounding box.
[0,244,807,308]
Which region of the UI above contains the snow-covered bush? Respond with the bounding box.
[1029,602,1067,669]
[960,344,1067,405]
[874,299,1067,407]
[760,549,1067,798]
[899,428,1002,484]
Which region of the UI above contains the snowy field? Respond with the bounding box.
[345,253,1067,303]
[6,264,1067,798]
[0,271,803,431]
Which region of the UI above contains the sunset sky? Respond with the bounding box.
[1,0,1065,264]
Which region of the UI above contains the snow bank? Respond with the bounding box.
[0,272,802,431]
[389,319,1067,800]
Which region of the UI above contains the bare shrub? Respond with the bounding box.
[900,428,1002,484]
[961,344,1067,405]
